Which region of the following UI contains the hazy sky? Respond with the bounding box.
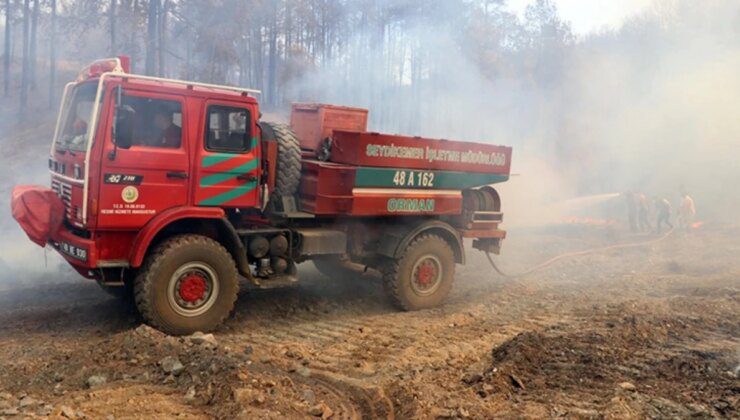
[507,0,654,35]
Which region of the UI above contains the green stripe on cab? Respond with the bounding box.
[200,159,259,187]
[202,137,259,167]
[202,153,238,168]
[199,181,258,206]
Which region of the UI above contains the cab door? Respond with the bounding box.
[195,102,261,208]
[98,90,189,229]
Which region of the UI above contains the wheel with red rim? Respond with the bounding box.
[167,262,220,317]
[134,234,238,335]
[382,233,455,310]
[410,255,443,296]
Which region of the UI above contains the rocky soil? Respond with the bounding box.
[0,224,738,419]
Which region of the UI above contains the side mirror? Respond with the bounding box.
[113,105,135,149]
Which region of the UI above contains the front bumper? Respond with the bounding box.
[49,227,99,277]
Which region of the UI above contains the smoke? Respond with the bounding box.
[561,1,740,222]
[286,0,740,226]
[1,0,738,288]
[0,116,66,288]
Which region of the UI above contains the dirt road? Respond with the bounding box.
[0,225,738,419]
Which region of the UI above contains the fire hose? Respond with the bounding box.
[485,228,675,278]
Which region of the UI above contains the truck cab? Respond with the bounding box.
[52,57,263,234]
[13,57,511,335]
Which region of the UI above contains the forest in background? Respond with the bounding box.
[1,0,574,116]
[0,0,739,220]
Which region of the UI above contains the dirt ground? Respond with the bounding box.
[0,224,738,419]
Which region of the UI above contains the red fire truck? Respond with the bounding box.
[12,57,511,335]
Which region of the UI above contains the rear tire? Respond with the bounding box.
[381,234,455,310]
[134,234,238,335]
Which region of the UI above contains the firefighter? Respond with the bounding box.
[624,191,638,232]
[679,193,696,231]
[637,192,651,232]
[655,197,673,234]
[153,108,182,148]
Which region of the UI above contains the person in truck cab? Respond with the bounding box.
[152,107,181,148]
[71,100,93,135]
[65,100,93,149]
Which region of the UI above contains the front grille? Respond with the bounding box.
[51,179,75,221]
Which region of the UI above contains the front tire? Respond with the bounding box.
[382,234,455,310]
[134,235,238,335]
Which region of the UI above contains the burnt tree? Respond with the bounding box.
[29,0,37,90]
[19,0,29,116]
[110,0,117,54]
[145,0,159,75]
[3,0,10,96]
[49,0,56,107]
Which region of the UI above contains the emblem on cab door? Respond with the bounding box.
[122,186,139,203]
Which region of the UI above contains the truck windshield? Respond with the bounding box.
[54,81,101,153]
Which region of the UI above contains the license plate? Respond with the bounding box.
[59,242,88,262]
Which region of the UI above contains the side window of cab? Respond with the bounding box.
[119,95,183,149]
[205,105,252,153]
